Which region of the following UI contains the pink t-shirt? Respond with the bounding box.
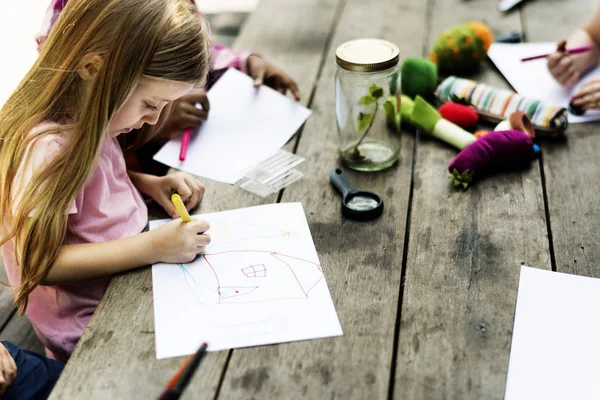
[1,122,148,362]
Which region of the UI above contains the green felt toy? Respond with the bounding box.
[401,57,438,99]
[429,21,493,74]
[410,96,476,150]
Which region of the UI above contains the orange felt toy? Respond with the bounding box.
[474,130,490,139]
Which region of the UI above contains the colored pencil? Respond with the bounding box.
[157,342,208,400]
[520,45,594,62]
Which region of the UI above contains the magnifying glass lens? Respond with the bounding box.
[346,195,380,211]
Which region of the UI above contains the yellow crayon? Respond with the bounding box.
[171,192,192,222]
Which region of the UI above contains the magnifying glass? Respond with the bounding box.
[330,168,384,221]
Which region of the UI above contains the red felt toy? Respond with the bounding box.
[439,102,478,129]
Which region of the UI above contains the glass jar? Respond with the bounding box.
[335,39,401,171]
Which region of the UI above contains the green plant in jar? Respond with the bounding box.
[348,75,402,161]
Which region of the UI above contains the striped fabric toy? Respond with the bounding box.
[435,76,568,136]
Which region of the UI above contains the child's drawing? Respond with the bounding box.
[178,250,324,305]
[151,203,343,359]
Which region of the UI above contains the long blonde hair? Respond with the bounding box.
[0,0,210,314]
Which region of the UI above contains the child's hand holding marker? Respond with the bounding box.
[151,216,211,264]
[547,41,583,86]
[149,191,211,264]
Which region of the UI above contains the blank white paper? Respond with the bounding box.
[150,203,343,359]
[505,266,600,399]
[488,42,600,123]
[197,0,260,14]
[153,68,311,184]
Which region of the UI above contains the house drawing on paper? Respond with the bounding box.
[178,250,324,305]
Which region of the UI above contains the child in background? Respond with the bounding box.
[0,0,212,362]
[547,8,600,111]
[38,0,301,175]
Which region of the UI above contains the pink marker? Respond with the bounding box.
[520,45,595,62]
[179,128,192,161]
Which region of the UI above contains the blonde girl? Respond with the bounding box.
[0,0,212,362]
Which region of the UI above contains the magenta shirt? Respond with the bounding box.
[1,123,148,362]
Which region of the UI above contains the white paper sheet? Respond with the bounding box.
[153,68,311,184]
[196,0,260,14]
[488,42,600,123]
[505,266,600,399]
[150,203,343,359]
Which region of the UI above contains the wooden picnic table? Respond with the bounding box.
[48,0,600,398]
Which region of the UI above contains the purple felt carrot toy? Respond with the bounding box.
[448,129,535,189]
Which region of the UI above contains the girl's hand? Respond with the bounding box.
[247,55,301,101]
[151,218,211,263]
[547,41,580,87]
[130,172,205,219]
[0,343,17,396]
[571,77,600,110]
[155,88,210,141]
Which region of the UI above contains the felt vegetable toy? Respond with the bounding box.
[448,129,536,189]
[401,57,438,99]
[410,95,476,150]
[493,111,536,138]
[494,120,511,132]
[383,94,415,131]
[429,21,493,74]
[439,102,478,129]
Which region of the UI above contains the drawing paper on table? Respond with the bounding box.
[505,266,600,399]
[150,203,343,359]
[488,42,600,123]
[152,68,312,184]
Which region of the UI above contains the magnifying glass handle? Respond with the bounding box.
[330,168,354,198]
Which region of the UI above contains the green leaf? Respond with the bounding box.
[357,113,373,131]
[447,168,474,190]
[369,85,384,99]
[358,95,376,105]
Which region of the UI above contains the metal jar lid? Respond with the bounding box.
[335,39,400,73]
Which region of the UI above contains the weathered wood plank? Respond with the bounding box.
[216,0,425,398]
[393,1,552,399]
[522,0,600,277]
[50,0,343,398]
